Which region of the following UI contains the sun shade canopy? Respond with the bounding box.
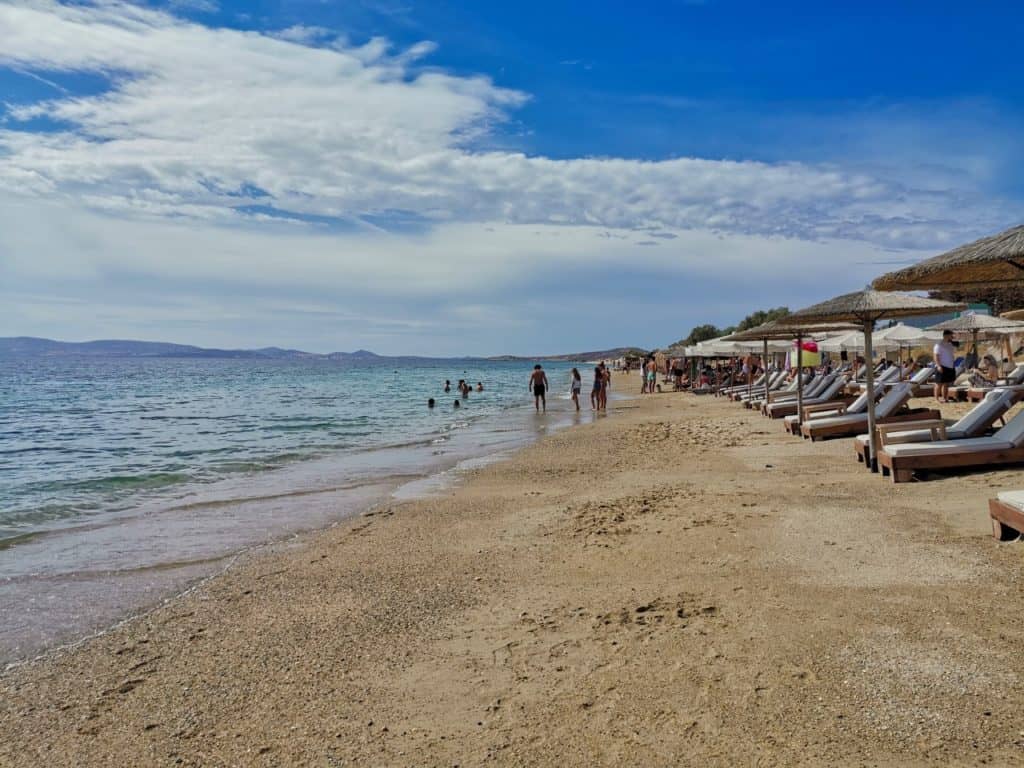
[872,225,1024,291]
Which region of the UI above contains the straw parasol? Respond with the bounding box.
[787,290,965,470]
[872,225,1024,291]
[1001,309,1024,322]
[723,320,859,413]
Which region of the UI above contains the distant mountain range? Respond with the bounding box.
[0,337,647,363]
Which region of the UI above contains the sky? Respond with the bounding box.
[1,1,1023,356]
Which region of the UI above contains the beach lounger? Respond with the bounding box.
[846,365,900,394]
[853,388,1018,466]
[988,491,1024,540]
[728,371,783,401]
[882,366,937,397]
[966,363,1024,402]
[878,407,1024,483]
[750,373,831,411]
[735,372,791,404]
[800,382,939,441]
[783,386,877,435]
[719,372,768,396]
[763,375,850,419]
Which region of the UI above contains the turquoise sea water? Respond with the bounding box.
[0,357,579,543]
[0,356,587,662]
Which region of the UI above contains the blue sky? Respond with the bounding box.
[1,0,1022,355]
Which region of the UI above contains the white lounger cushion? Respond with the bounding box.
[954,389,1015,436]
[996,490,1024,509]
[992,408,1024,447]
[855,389,1013,448]
[883,437,1014,458]
[909,366,936,385]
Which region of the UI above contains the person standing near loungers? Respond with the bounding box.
[934,329,957,403]
[530,364,549,412]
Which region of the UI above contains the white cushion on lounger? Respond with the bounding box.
[882,437,1013,458]
[953,389,1015,436]
[802,413,868,430]
[996,490,1024,509]
[874,382,913,416]
[992,409,1024,447]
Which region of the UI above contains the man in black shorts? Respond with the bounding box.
[933,329,957,403]
[530,364,549,412]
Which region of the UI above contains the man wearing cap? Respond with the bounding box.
[933,329,957,403]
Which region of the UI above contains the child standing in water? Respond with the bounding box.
[570,368,582,411]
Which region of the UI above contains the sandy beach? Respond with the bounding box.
[4,373,1024,766]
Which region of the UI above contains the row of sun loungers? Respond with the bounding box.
[710,358,1024,541]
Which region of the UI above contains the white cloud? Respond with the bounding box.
[0,1,1019,352]
[0,0,1012,254]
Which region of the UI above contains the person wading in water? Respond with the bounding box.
[529,364,549,412]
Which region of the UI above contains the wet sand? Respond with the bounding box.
[4,375,1024,766]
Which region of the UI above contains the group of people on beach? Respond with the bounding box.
[531,362,610,413]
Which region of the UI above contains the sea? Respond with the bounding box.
[0,356,592,664]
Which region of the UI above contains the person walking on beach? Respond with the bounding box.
[599,361,611,411]
[570,368,582,411]
[934,329,957,403]
[530,364,549,412]
[592,365,603,410]
[645,357,656,395]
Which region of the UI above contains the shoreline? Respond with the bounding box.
[5,378,1024,765]
[1,392,590,667]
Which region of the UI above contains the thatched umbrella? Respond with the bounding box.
[1001,309,1024,322]
[723,320,858,414]
[927,313,1024,373]
[787,290,965,470]
[872,225,1024,291]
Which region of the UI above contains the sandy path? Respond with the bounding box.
[4,380,1024,766]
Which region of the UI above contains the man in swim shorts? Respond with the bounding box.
[530,364,549,412]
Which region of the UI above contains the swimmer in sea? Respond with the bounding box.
[444,380,451,393]
[454,399,461,408]
[529,364,549,412]
[428,398,435,408]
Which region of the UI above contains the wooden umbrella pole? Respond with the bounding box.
[796,333,804,428]
[864,319,878,472]
[763,338,769,399]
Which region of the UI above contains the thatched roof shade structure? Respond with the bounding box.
[1001,309,1024,321]
[927,313,1024,335]
[873,225,1024,291]
[787,290,965,470]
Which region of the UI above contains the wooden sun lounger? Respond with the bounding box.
[877,408,1024,483]
[879,441,1024,483]
[988,492,1024,540]
[800,384,938,441]
[802,406,940,441]
[853,388,1017,466]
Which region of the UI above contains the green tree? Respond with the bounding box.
[735,306,790,332]
[678,324,725,346]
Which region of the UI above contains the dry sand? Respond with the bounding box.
[4,374,1024,766]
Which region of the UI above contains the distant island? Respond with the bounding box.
[0,337,647,363]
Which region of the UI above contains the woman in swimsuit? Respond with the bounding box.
[570,368,582,411]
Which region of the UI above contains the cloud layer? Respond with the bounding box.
[0,1,1019,353]
[2,0,1011,247]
